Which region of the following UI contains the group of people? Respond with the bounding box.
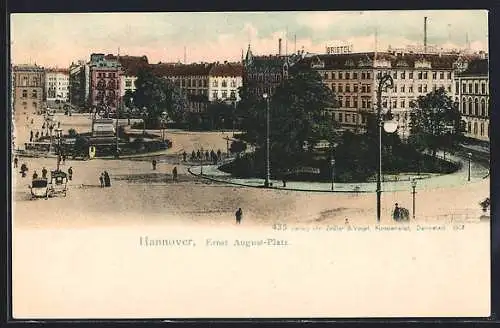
[28,121,61,142]
[99,171,111,188]
[15,156,73,181]
[190,149,223,165]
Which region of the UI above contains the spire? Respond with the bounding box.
[245,43,253,65]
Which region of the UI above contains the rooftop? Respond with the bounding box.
[457,59,489,77]
[209,62,243,77]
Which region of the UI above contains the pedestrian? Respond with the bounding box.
[205,150,209,161]
[235,208,243,224]
[58,121,60,128]
[282,178,287,188]
[393,203,401,221]
[30,130,33,142]
[345,218,349,225]
[68,167,73,181]
[13,156,18,168]
[104,171,111,187]
[196,149,201,159]
[152,159,157,170]
[172,166,178,182]
[57,155,61,168]
[99,173,104,188]
[217,149,222,161]
[191,150,196,161]
[35,131,39,140]
[182,151,187,162]
[62,154,66,164]
[32,170,38,180]
[41,167,48,179]
[42,122,46,130]
[31,118,34,124]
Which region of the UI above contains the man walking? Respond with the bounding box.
[172,166,178,182]
[99,173,104,188]
[68,167,73,181]
[152,159,157,170]
[41,167,48,179]
[13,156,18,168]
[235,208,243,224]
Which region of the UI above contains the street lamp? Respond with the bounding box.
[467,152,472,181]
[330,141,338,191]
[411,178,417,220]
[55,128,63,171]
[200,146,204,176]
[161,111,168,144]
[142,107,147,135]
[376,74,396,223]
[262,93,271,188]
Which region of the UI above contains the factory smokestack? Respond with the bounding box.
[424,17,428,53]
[278,38,282,56]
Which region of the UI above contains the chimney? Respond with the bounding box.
[279,38,282,56]
[424,17,428,53]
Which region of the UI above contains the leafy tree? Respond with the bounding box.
[408,87,462,157]
[207,100,233,130]
[238,66,339,171]
[123,90,135,109]
[133,67,187,127]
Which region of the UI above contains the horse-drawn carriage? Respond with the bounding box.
[28,178,50,200]
[48,170,68,197]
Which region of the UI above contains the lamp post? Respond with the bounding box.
[115,102,120,159]
[262,93,271,188]
[467,152,472,181]
[142,107,147,135]
[55,128,62,171]
[161,111,168,143]
[376,74,396,223]
[411,178,417,220]
[200,146,204,176]
[330,158,335,191]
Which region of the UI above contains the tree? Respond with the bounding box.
[238,66,339,169]
[207,100,233,130]
[133,68,187,127]
[123,90,135,109]
[408,87,462,157]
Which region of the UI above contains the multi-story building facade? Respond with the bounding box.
[89,53,121,113]
[242,44,303,99]
[12,64,45,115]
[69,60,90,109]
[298,52,462,137]
[118,55,149,97]
[45,68,70,103]
[208,62,243,103]
[454,58,489,142]
[152,62,213,113]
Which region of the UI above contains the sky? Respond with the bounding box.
[10,10,488,68]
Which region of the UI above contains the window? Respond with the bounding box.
[338,113,343,122]
[366,72,371,79]
[474,83,479,94]
[440,72,444,79]
[331,84,336,92]
[418,72,422,79]
[362,99,366,108]
[231,80,237,87]
[345,72,350,80]
[433,84,437,91]
[230,91,236,99]
[212,80,218,87]
[392,100,397,109]
[353,72,358,79]
[468,121,472,133]
[409,85,413,93]
[361,72,366,79]
[418,85,422,93]
[22,89,27,98]
[367,100,372,108]
[346,114,351,122]
[338,96,343,107]
[383,100,388,108]
[400,85,405,93]
[353,84,358,93]
[362,85,366,93]
[447,85,451,93]
[480,123,484,136]
[222,91,227,98]
[354,99,358,108]
[346,84,351,92]
[481,83,486,94]
[462,97,467,114]
[468,83,473,94]
[212,91,218,99]
[423,85,427,93]
[338,84,343,93]
[455,82,460,94]
[125,80,132,87]
[222,80,227,88]
[481,99,486,116]
[432,72,437,79]
[474,98,479,116]
[339,72,343,79]
[409,72,413,79]
[468,98,473,115]
[331,72,336,79]
[31,90,37,98]
[401,71,406,79]
[366,85,371,93]
[448,72,452,79]
[473,122,478,135]
[324,72,329,80]
[346,98,350,107]
[393,71,397,79]
[423,72,428,79]
[462,83,466,93]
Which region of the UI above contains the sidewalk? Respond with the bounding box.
[188,151,489,193]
